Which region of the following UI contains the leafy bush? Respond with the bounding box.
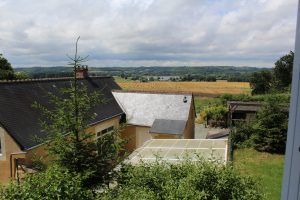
[0,165,93,200]
[100,161,264,200]
[230,123,255,148]
[202,105,228,127]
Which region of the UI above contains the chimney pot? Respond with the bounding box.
[75,65,88,79]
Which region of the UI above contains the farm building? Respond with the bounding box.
[112,90,195,151]
[227,101,262,125]
[0,68,195,183]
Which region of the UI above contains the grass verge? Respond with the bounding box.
[233,148,284,200]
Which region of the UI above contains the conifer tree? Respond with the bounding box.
[33,37,124,187]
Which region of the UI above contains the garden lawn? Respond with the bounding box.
[234,148,285,200]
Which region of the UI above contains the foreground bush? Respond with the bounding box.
[0,165,93,200]
[101,160,264,200]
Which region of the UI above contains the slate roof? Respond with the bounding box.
[227,101,262,112]
[206,130,229,139]
[112,91,192,127]
[0,77,124,150]
[149,119,187,135]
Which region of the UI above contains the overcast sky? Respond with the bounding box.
[0,0,298,68]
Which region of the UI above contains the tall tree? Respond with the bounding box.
[0,54,14,80]
[33,37,124,187]
[250,70,272,95]
[273,51,294,90]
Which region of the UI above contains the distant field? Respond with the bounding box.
[113,76,135,83]
[117,81,250,97]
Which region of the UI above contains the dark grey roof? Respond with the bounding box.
[227,101,262,112]
[206,130,229,139]
[149,119,187,135]
[0,77,124,150]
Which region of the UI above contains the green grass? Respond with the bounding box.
[113,76,135,83]
[234,148,285,200]
[194,97,222,113]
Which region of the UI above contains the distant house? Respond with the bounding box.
[227,101,262,125]
[0,68,195,183]
[112,90,195,151]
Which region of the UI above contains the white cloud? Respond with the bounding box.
[0,0,297,67]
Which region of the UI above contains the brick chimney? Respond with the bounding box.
[75,65,88,79]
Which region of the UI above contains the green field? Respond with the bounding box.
[113,76,135,83]
[234,148,285,200]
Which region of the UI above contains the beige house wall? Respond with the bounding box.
[121,125,136,152]
[87,116,121,137]
[0,116,121,184]
[0,127,23,183]
[135,126,152,148]
[183,97,195,139]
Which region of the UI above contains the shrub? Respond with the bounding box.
[251,96,288,154]
[0,165,93,200]
[203,105,228,127]
[230,123,255,148]
[100,160,263,200]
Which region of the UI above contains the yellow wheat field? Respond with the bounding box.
[118,81,250,97]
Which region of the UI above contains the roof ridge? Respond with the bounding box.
[0,76,112,84]
[112,89,193,95]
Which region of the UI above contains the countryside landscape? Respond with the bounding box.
[0,0,297,199]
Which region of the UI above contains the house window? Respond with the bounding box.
[96,126,114,139]
[232,112,246,120]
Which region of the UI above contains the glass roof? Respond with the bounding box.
[127,139,228,165]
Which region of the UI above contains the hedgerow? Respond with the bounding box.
[100,160,264,200]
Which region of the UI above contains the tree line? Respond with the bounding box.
[250,51,294,94]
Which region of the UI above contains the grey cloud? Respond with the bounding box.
[0,0,297,67]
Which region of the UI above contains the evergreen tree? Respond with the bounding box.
[33,37,125,187]
[252,95,288,153]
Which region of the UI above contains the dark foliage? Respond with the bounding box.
[250,70,272,95]
[230,123,254,148]
[251,96,288,154]
[273,51,294,90]
[0,54,14,80]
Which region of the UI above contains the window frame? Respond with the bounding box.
[96,126,115,139]
[281,1,300,199]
